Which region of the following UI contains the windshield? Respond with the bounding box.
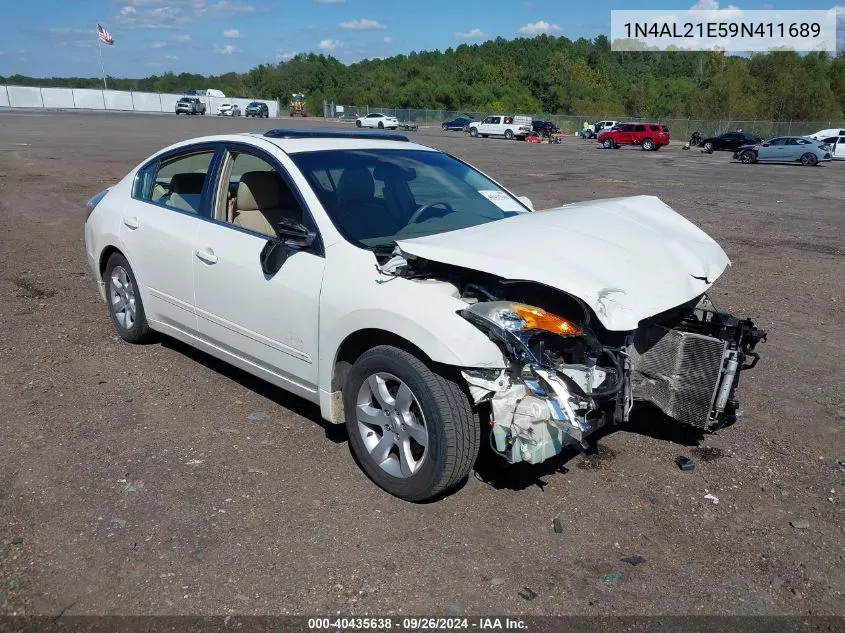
[291,149,530,248]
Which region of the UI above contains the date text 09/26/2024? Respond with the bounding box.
[307,617,527,630]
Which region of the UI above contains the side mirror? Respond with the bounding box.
[260,220,316,276]
[517,195,534,210]
[761,143,770,147]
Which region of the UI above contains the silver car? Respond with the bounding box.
[733,136,832,166]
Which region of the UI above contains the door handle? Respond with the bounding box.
[195,247,218,264]
[123,217,140,230]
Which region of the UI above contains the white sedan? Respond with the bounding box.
[216,103,241,116]
[355,113,399,129]
[84,129,765,501]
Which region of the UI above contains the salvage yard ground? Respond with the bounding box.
[0,111,843,616]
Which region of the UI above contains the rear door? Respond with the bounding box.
[119,145,218,334]
[757,137,788,161]
[835,136,845,159]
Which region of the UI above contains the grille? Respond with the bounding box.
[629,326,727,428]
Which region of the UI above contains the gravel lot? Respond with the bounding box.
[0,111,843,617]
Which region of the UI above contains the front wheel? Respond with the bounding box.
[642,138,655,151]
[344,346,479,502]
[469,127,478,137]
[800,152,818,166]
[739,150,756,164]
[703,141,713,152]
[442,123,448,131]
[356,120,362,127]
[602,138,614,149]
[378,121,384,129]
[104,253,152,344]
[504,129,514,140]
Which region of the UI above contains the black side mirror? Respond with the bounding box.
[260,219,317,276]
[761,143,770,147]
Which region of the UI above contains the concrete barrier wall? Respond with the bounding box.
[104,90,134,111]
[0,85,279,117]
[7,86,44,108]
[132,92,162,112]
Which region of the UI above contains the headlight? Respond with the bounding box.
[463,301,582,337]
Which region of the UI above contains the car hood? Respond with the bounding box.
[396,195,730,331]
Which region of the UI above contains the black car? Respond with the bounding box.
[701,132,763,152]
[532,120,560,136]
[245,102,269,118]
[441,116,472,131]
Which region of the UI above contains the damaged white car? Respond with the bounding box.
[84,129,766,501]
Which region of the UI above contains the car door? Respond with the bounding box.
[120,146,217,335]
[756,137,787,161]
[835,136,845,159]
[719,133,739,150]
[191,144,325,393]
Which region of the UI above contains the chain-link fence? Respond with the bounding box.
[323,102,844,141]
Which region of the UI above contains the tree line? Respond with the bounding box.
[4,35,844,120]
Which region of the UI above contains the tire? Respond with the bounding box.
[739,150,756,164]
[800,153,818,166]
[703,141,713,152]
[378,121,384,129]
[642,138,655,151]
[442,123,448,131]
[505,129,514,140]
[469,127,478,137]
[602,138,614,149]
[356,120,362,128]
[481,135,488,138]
[103,253,152,344]
[344,346,479,502]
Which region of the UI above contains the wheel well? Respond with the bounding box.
[99,245,123,278]
[332,329,431,393]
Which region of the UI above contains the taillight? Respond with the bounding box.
[86,189,109,221]
[820,143,830,151]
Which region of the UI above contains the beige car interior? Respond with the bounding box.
[218,152,303,237]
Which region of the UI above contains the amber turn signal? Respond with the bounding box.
[512,304,583,337]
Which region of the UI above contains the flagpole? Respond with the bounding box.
[96,24,108,90]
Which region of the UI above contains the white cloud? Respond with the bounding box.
[151,41,167,48]
[165,54,179,59]
[120,5,137,15]
[277,50,297,61]
[338,19,386,30]
[318,39,341,51]
[314,0,346,3]
[455,28,487,39]
[518,20,560,35]
[214,43,239,54]
[171,33,191,41]
[689,0,741,17]
[383,36,393,43]
[115,0,254,29]
[223,28,240,37]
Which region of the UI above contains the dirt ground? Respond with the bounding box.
[0,111,843,617]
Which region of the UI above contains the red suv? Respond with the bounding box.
[598,123,670,151]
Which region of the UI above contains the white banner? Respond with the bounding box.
[104,90,134,110]
[73,89,106,109]
[611,9,838,52]
[132,92,162,112]
[41,87,76,109]
[0,85,9,108]
[7,85,44,108]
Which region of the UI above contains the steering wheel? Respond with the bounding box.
[406,201,455,225]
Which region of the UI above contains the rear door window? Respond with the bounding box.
[149,151,214,214]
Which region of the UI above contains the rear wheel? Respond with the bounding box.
[442,123,448,131]
[344,346,479,502]
[378,121,384,129]
[504,129,514,140]
[104,253,151,344]
[703,141,713,152]
[469,127,478,137]
[602,138,614,149]
[739,150,756,164]
[800,152,818,166]
[642,138,655,151]
[356,120,362,127]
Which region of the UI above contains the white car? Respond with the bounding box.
[217,103,241,117]
[809,129,845,160]
[83,129,765,501]
[355,113,399,129]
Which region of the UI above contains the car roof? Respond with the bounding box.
[153,132,436,156]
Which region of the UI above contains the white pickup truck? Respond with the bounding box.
[468,115,533,140]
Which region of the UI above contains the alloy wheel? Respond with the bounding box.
[109,265,137,330]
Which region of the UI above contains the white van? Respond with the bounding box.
[467,115,533,140]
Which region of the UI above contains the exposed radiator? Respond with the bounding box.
[629,326,727,428]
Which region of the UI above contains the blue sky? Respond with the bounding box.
[0,0,842,78]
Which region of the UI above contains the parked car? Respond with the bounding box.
[217,103,242,117]
[175,97,206,115]
[808,128,845,142]
[356,113,399,129]
[245,102,269,118]
[598,123,670,150]
[532,120,560,136]
[733,136,832,165]
[701,132,763,152]
[589,120,620,137]
[441,116,473,131]
[84,129,766,501]
[467,115,533,140]
[812,132,845,160]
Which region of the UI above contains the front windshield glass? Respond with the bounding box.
[290,149,529,248]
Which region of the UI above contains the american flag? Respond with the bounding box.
[97,24,114,45]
